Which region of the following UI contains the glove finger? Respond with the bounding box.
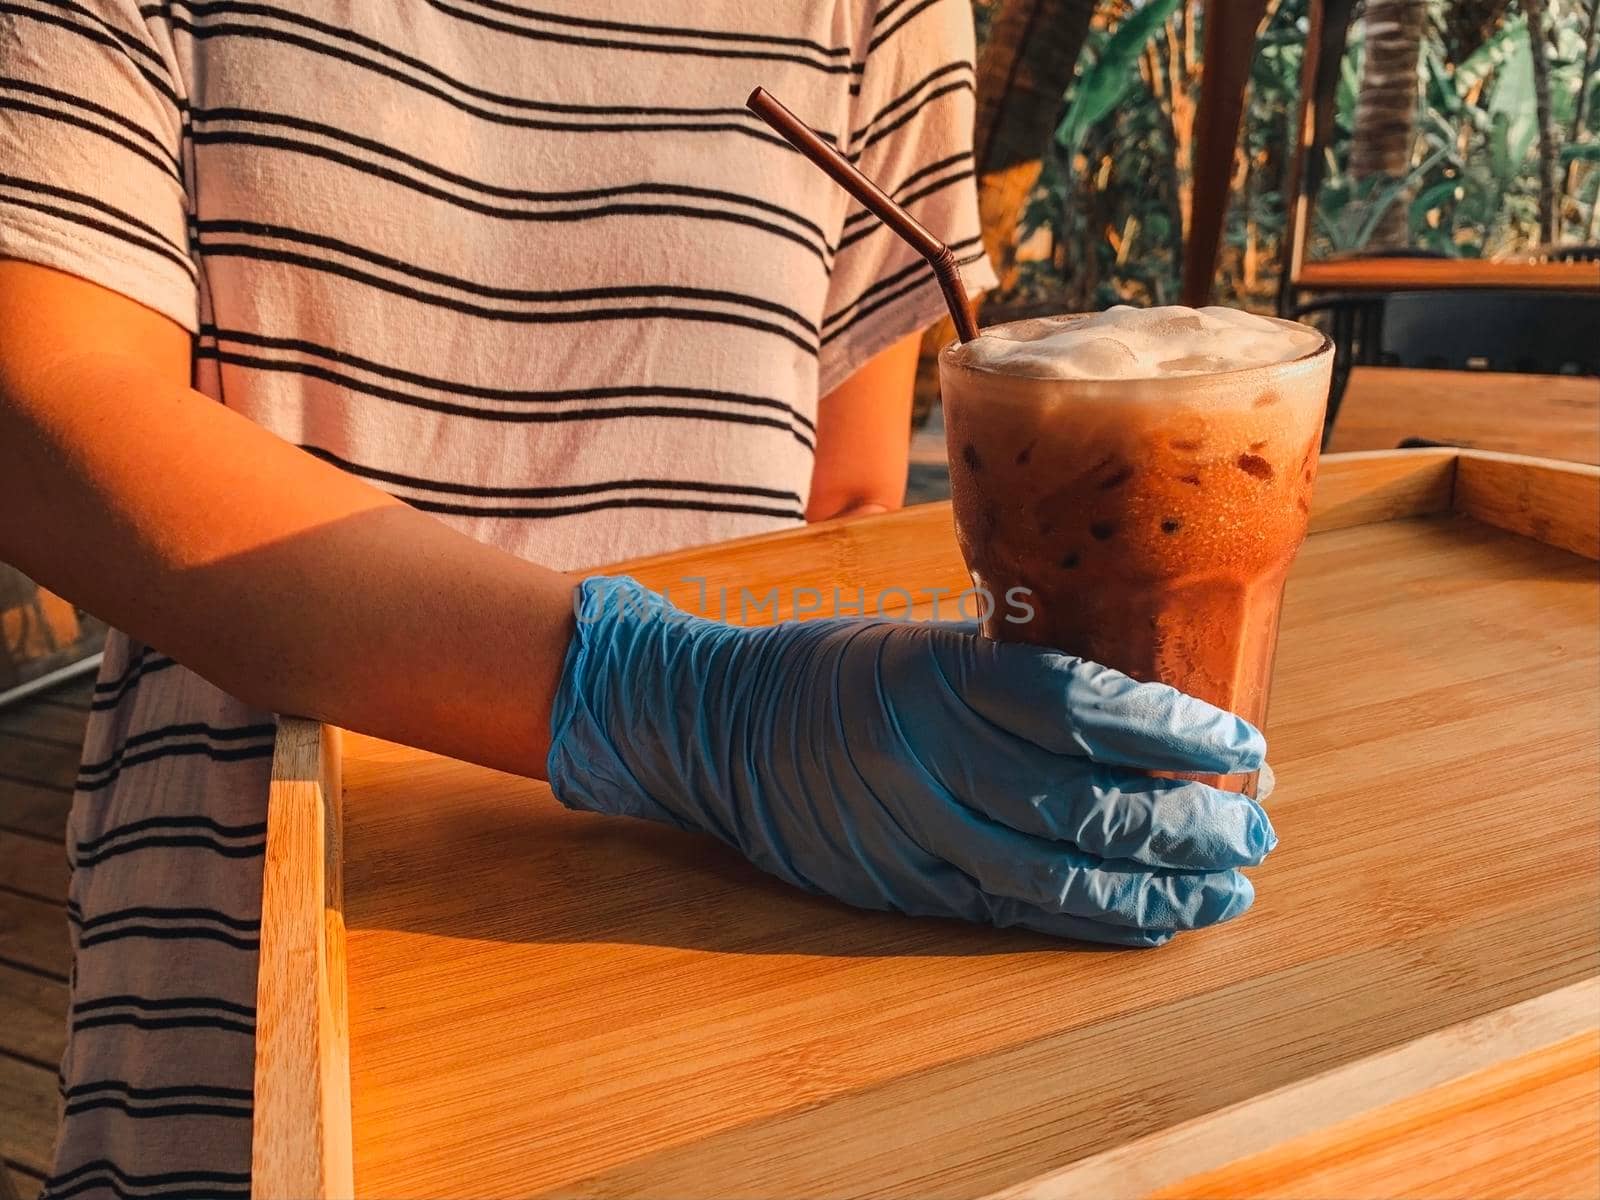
[915,712,1275,868]
[891,790,1256,930]
[953,638,1266,775]
[987,766,1275,869]
[982,896,1177,947]
[1255,761,1276,802]
[849,863,1178,946]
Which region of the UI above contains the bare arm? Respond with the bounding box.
[806,332,920,521]
[0,261,575,778]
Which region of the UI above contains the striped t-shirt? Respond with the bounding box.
[0,0,993,1190]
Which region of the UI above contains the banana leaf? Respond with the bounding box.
[1409,178,1463,232]
[1487,28,1537,174]
[1454,15,1527,93]
[1055,0,1182,154]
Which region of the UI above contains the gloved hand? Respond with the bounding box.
[547,576,1275,946]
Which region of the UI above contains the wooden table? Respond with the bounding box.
[1327,368,1600,464]
[1295,257,1599,294]
[255,449,1600,1200]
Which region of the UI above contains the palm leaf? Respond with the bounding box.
[1455,14,1526,93]
[1055,0,1182,154]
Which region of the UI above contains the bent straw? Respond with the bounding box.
[746,86,980,343]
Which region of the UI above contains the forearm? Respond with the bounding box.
[807,333,919,520]
[1,354,574,779]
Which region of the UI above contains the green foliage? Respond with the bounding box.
[982,0,1600,316]
[1311,0,1600,260]
[1056,0,1182,153]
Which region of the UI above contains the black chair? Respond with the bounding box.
[1290,293,1385,444]
[1379,290,1599,374]
[1293,289,1600,446]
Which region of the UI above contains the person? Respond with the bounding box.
[0,0,1274,1191]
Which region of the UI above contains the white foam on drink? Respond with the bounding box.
[952,306,1324,381]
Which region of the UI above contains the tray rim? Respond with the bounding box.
[252,448,1599,1198]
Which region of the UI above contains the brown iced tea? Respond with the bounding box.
[940,308,1333,794]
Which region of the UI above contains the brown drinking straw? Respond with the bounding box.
[746,87,980,343]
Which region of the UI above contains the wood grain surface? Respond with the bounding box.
[987,978,1599,1199]
[0,1052,56,1179]
[253,720,352,1199]
[1295,257,1600,293]
[0,831,64,905]
[315,452,1600,1198]
[1327,368,1600,464]
[1151,1030,1600,1200]
[1453,450,1600,560]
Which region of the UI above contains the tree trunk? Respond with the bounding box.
[913,0,1096,427]
[971,0,1099,289]
[1522,0,1559,244]
[1149,31,1186,284]
[1564,0,1600,221]
[1349,0,1428,249]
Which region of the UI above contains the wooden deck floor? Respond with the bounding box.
[0,673,90,1199]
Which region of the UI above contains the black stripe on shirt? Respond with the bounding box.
[822,243,986,347]
[0,80,181,177]
[299,445,804,505]
[838,166,974,252]
[391,493,806,522]
[75,834,267,868]
[43,1157,250,1200]
[75,993,255,1018]
[77,926,260,950]
[843,150,973,230]
[94,646,159,697]
[74,909,262,949]
[90,652,178,711]
[421,0,859,75]
[193,106,830,239]
[73,1012,256,1036]
[54,0,171,72]
[66,1081,253,1101]
[422,0,852,59]
[70,988,256,1035]
[198,325,818,435]
[61,1080,253,1120]
[74,906,259,933]
[1,1,179,106]
[160,7,836,148]
[856,79,975,158]
[196,219,820,337]
[0,170,188,256]
[75,815,268,857]
[850,61,972,146]
[189,121,831,264]
[869,0,944,53]
[195,343,818,451]
[822,232,983,336]
[182,3,767,121]
[72,741,273,793]
[76,725,276,793]
[196,240,821,354]
[78,722,277,780]
[871,0,919,29]
[0,182,195,279]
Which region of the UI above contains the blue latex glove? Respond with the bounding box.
[548,576,1275,947]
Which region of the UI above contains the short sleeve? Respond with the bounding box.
[817,0,998,395]
[0,0,197,330]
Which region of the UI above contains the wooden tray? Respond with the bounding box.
[255,449,1600,1199]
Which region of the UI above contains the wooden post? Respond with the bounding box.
[253,719,352,1199]
[1182,0,1271,307]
